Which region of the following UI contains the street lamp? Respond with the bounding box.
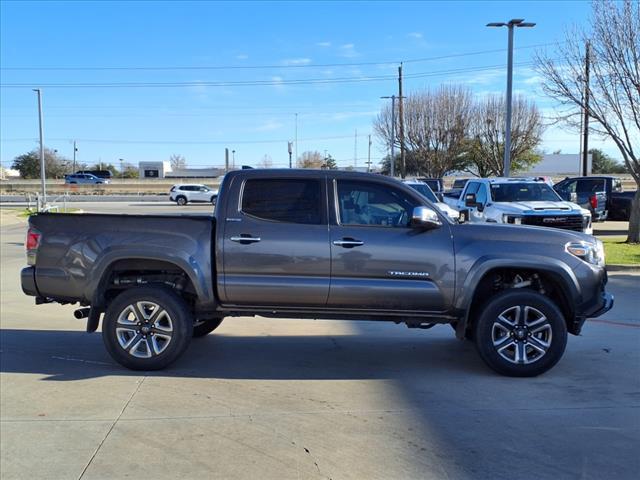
[232,150,236,168]
[487,18,535,177]
[119,158,124,179]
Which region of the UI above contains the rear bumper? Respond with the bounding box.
[21,266,38,296]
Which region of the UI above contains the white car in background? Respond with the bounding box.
[169,184,218,206]
[403,180,460,221]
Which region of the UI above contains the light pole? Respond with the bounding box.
[487,18,535,177]
[232,150,236,168]
[119,158,124,179]
[380,95,397,177]
[33,89,46,209]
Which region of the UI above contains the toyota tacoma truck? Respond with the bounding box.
[21,169,613,376]
[444,177,593,234]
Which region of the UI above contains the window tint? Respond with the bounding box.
[475,184,487,204]
[465,182,481,196]
[337,180,417,227]
[577,179,605,193]
[242,178,322,224]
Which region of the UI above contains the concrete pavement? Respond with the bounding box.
[1,206,639,480]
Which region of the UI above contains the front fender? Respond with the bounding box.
[455,255,581,334]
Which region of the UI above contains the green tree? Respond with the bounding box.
[12,148,69,179]
[589,149,628,174]
[322,154,338,169]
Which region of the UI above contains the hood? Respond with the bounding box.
[436,202,460,219]
[495,200,586,215]
[453,221,595,248]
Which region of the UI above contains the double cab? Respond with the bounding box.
[22,170,613,376]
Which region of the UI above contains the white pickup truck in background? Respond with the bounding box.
[444,177,593,234]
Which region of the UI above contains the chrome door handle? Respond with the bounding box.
[333,239,364,247]
[230,236,261,243]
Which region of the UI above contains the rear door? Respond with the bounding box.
[327,178,454,312]
[221,176,331,306]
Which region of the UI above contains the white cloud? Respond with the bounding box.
[407,32,423,39]
[271,76,285,91]
[236,54,249,60]
[339,43,359,58]
[282,58,312,66]
[316,41,331,47]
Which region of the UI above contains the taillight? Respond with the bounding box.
[590,194,598,209]
[26,227,41,265]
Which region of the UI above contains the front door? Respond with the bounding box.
[222,176,331,306]
[327,178,455,312]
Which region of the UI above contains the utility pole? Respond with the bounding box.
[380,95,397,177]
[288,141,293,168]
[487,19,536,177]
[398,64,406,178]
[367,135,372,173]
[354,129,358,168]
[294,113,298,164]
[225,148,229,173]
[72,140,77,173]
[582,40,590,177]
[33,89,46,209]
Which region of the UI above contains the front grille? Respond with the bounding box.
[522,215,585,231]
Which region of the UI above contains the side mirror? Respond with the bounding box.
[411,206,441,229]
[464,193,477,207]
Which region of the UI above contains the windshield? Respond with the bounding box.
[491,183,563,202]
[407,183,438,203]
[453,179,469,188]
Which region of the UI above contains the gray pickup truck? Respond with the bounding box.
[21,169,613,376]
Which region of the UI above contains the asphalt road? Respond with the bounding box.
[1,205,639,480]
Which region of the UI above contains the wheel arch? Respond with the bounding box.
[455,257,581,339]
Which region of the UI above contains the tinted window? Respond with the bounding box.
[242,179,322,224]
[337,180,417,227]
[475,184,488,204]
[465,182,481,196]
[490,183,562,202]
[577,179,605,193]
[453,179,469,189]
[407,183,438,203]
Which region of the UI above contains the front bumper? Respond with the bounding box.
[588,292,614,318]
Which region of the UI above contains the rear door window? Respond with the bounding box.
[241,178,322,225]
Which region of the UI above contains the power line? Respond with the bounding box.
[0,61,536,89]
[0,43,556,72]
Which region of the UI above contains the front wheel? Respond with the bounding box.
[474,290,567,377]
[193,317,223,337]
[102,286,193,370]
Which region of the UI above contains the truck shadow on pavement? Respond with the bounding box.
[0,327,486,381]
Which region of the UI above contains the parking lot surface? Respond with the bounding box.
[1,204,639,479]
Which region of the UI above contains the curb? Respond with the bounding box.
[606,265,640,273]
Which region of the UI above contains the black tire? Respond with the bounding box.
[102,286,193,370]
[210,195,217,206]
[473,290,567,377]
[193,317,223,337]
[176,196,187,206]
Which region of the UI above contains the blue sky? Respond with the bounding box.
[0,0,616,171]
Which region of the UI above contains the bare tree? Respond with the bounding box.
[257,155,273,168]
[466,94,544,176]
[374,85,473,178]
[296,151,325,169]
[169,154,187,170]
[535,0,640,242]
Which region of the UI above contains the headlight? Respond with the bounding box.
[566,240,605,267]
[502,214,522,224]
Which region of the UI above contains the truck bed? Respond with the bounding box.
[25,213,216,308]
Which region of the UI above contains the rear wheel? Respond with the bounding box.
[474,290,567,377]
[193,317,223,337]
[102,286,193,370]
[176,196,187,206]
